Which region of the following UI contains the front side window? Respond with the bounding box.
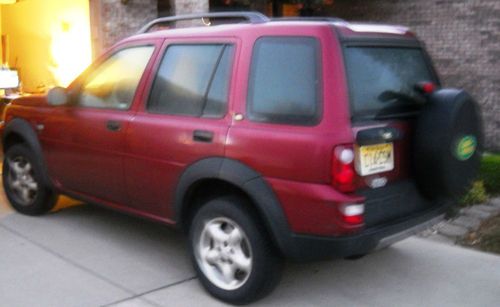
[78,46,154,109]
[248,36,321,125]
[147,44,234,118]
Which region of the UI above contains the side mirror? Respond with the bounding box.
[47,87,69,106]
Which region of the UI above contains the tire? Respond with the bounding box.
[189,196,283,305]
[414,89,482,199]
[2,144,57,215]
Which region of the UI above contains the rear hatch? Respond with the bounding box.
[342,40,441,227]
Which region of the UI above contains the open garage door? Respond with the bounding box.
[1,0,92,94]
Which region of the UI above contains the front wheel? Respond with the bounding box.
[3,144,57,215]
[189,196,283,305]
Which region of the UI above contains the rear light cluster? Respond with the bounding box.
[339,203,365,224]
[332,145,364,225]
[331,145,356,193]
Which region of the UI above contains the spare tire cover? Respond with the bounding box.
[414,89,482,199]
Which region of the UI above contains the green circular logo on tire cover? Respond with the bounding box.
[455,135,477,161]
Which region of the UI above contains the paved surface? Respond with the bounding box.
[1,193,500,307]
[419,198,500,244]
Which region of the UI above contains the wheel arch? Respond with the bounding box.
[2,118,52,187]
[174,157,292,254]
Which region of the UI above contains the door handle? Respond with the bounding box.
[106,120,121,132]
[193,130,214,143]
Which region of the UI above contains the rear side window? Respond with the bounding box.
[148,44,233,118]
[248,37,321,125]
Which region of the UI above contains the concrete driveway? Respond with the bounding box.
[1,195,500,307]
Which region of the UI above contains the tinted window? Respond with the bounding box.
[78,46,154,109]
[148,44,233,117]
[344,47,436,119]
[248,37,320,125]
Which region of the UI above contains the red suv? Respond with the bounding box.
[0,12,482,304]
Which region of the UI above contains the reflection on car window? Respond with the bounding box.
[147,44,233,118]
[79,46,154,109]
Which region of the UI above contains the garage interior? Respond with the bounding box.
[0,0,91,97]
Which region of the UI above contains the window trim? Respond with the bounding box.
[145,42,235,119]
[246,35,323,126]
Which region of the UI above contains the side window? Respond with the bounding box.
[147,44,233,118]
[78,46,154,110]
[248,37,321,125]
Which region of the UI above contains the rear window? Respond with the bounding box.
[344,47,436,120]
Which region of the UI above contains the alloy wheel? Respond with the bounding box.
[195,217,253,290]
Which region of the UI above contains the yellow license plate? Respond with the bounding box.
[356,143,394,176]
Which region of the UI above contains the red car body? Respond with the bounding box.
[1,20,451,259]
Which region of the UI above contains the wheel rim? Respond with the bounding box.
[195,217,253,290]
[6,156,39,206]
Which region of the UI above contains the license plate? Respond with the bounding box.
[355,143,394,176]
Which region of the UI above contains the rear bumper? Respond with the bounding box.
[281,202,449,261]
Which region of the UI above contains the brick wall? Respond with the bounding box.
[94,0,499,151]
[333,0,500,151]
[175,0,208,15]
[98,0,157,50]
[96,0,210,50]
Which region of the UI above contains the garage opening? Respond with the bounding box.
[0,0,92,95]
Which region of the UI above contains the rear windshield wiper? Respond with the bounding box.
[378,90,426,105]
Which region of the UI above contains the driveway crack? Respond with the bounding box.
[100,276,197,307]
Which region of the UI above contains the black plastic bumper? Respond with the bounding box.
[281,203,449,261]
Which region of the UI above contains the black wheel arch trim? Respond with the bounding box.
[174,157,293,254]
[2,118,52,187]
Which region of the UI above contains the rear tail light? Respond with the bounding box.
[339,203,365,224]
[332,145,356,193]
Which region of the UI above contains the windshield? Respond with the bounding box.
[344,46,437,119]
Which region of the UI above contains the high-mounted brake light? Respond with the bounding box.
[332,145,356,193]
[415,81,436,94]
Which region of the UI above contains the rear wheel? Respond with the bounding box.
[189,196,283,305]
[3,144,57,215]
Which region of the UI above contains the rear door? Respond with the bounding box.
[342,41,440,225]
[123,39,236,218]
[344,43,438,184]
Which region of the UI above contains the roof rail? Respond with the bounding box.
[271,17,346,23]
[138,11,270,34]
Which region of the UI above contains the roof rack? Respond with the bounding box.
[138,11,270,34]
[271,17,346,23]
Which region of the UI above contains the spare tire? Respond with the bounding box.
[414,89,482,199]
